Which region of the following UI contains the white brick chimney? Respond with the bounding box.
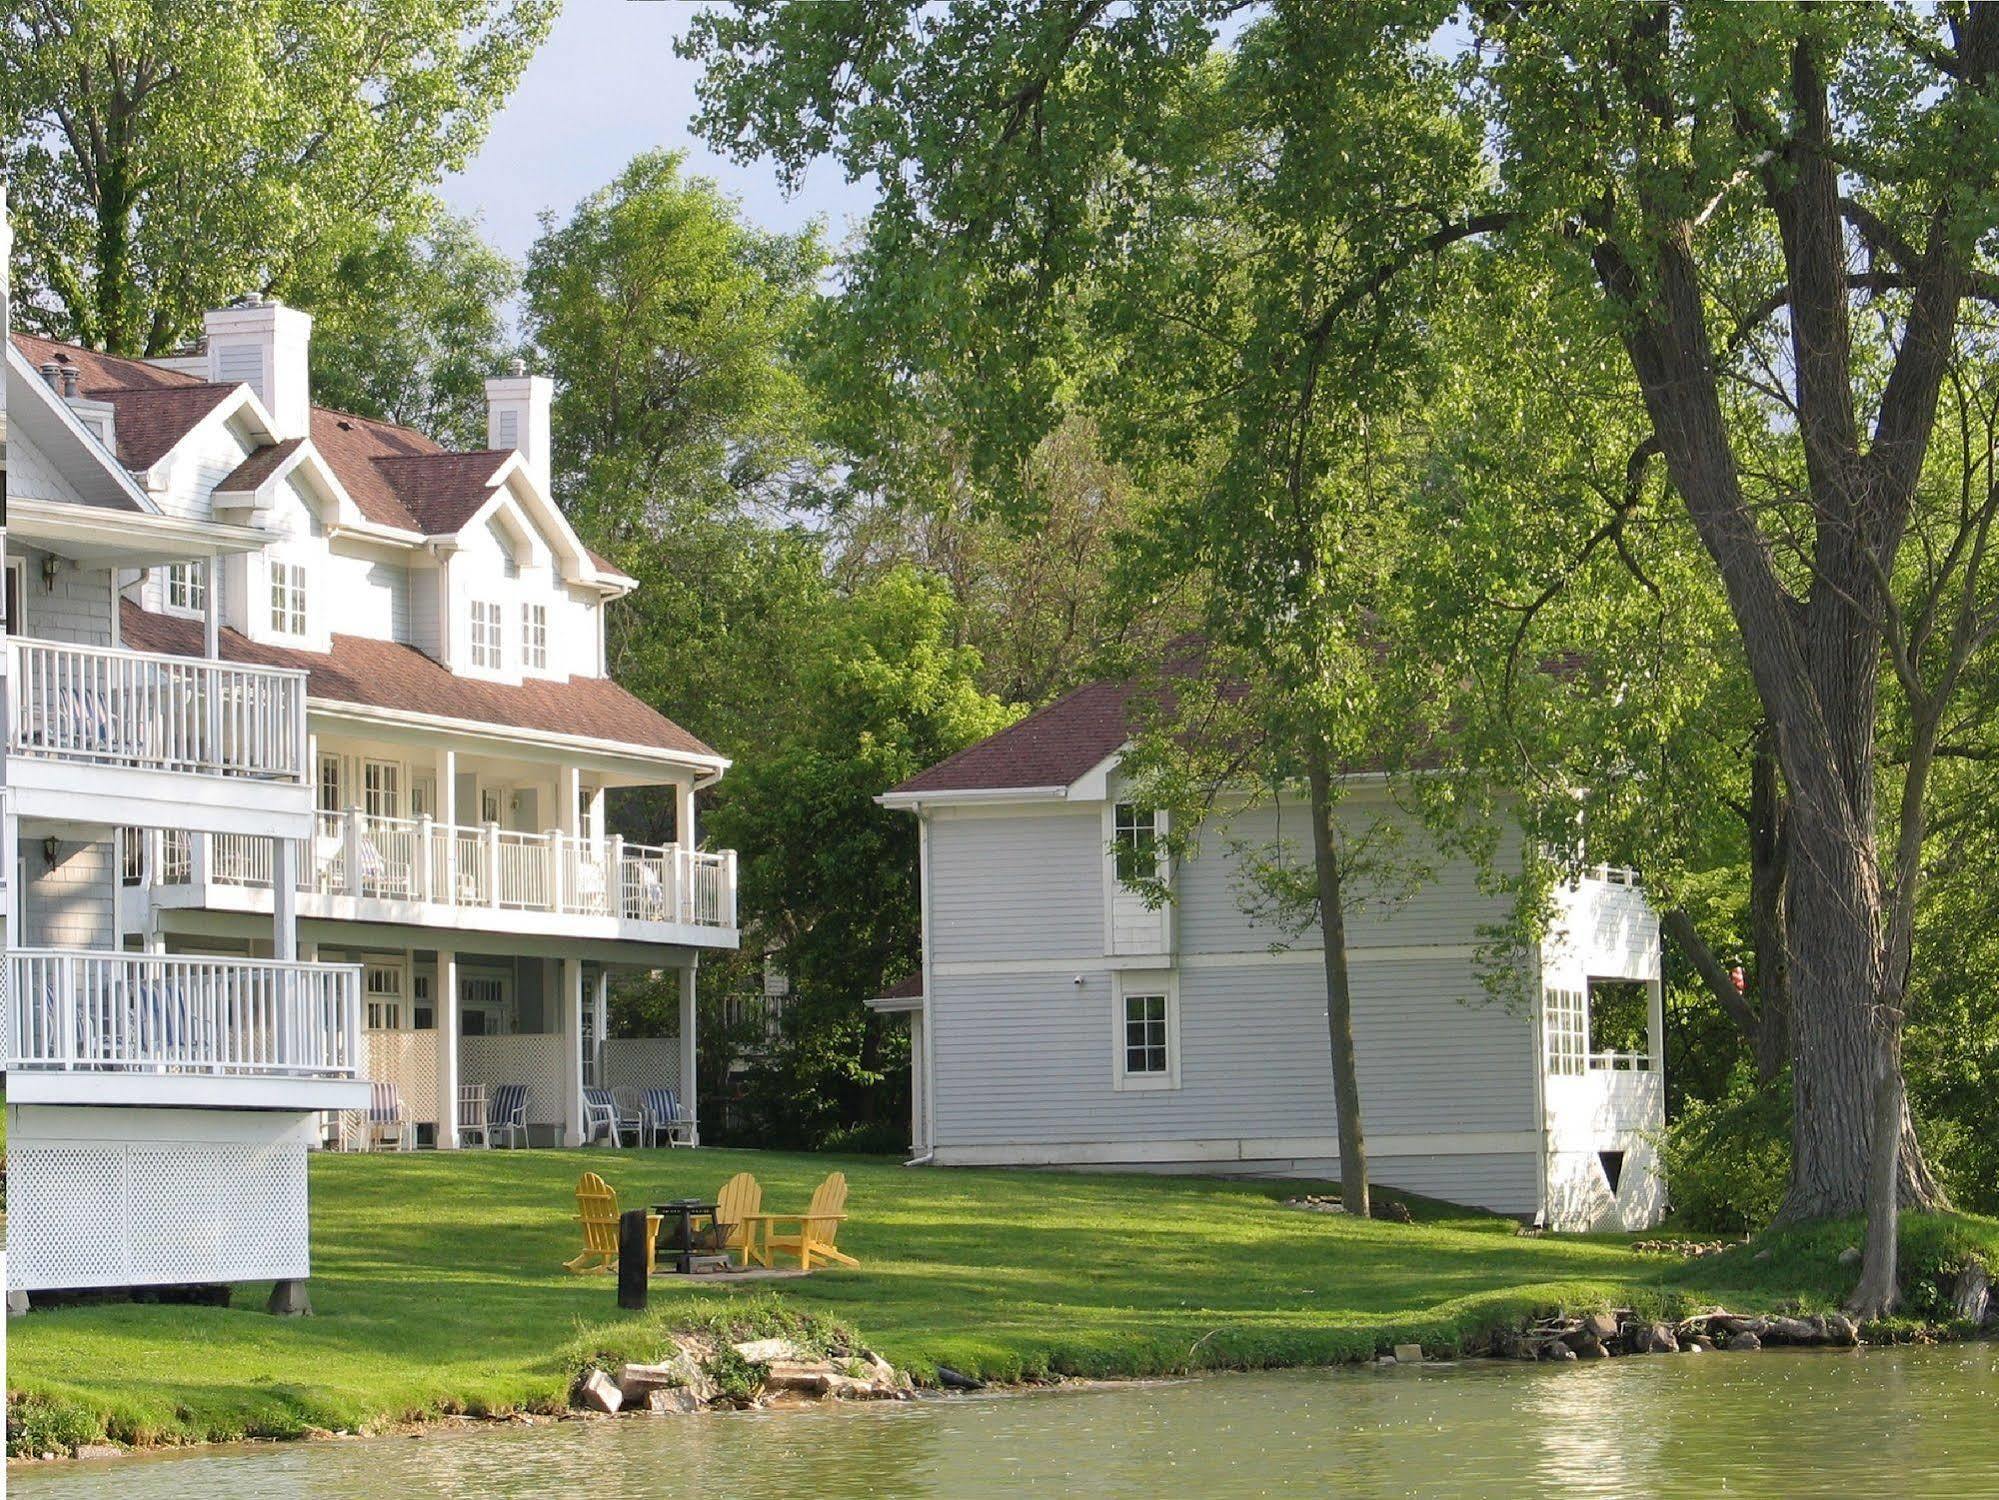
[203,295,313,439]
[485,359,553,492]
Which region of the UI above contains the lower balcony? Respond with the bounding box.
[137,814,739,947]
[5,948,370,1110]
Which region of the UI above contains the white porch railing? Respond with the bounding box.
[5,637,309,783]
[5,949,363,1077]
[171,814,737,931]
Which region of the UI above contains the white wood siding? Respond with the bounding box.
[7,432,90,507]
[16,551,115,645]
[21,837,117,948]
[927,808,1105,964]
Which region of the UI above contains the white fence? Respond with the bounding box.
[6,637,309,783]
[173,814,737,930]
[459,1032,569,1129]
[6,949,362,1077]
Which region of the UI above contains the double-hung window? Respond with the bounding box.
[471,601,504,669]
[364,962,407,1031]
[165,561,205,614]
[1113,803,1160,886]
[269,561,306,636]
[1113,973,1180,1091]
[521,602,548,670]
[364,760,401,823]
[1543,987,1588,1076]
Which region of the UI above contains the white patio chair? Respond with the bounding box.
[366,1081,413,1151]
[457,1084,491,1148]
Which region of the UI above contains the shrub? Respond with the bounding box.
[1663,1069,1791,1233]
[816,1120,908,1156]
[7,1393,106,1458]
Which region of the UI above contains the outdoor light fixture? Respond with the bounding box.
[41,835,61,869]
[40,554,60,590]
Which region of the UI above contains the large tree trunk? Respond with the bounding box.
[1746,726,1790,1082]
[1848,1020,1907,1319]
[1306,746,1368,1217]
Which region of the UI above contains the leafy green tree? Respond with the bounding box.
[3,0,554,355]
[704,568,1015,1145]
[522,149,829,541]
[294,211,518,449]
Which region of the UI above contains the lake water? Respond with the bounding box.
[16,1345,1999,1498]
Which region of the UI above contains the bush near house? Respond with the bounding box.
[7,1149,1996,1455]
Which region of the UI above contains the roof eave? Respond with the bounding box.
[307,698,731,777]
[876,785,1071,811]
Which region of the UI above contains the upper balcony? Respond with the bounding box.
[4,947,370,1110]
[3,636,315,839]
[142,812,739,949]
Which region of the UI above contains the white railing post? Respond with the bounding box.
[608,834,626,919]
[485,822,502,910]
[416,815,433,903]
[724,849,738,927]
[548,828,566,914]
[59,952,77,1070]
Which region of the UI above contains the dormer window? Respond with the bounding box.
[1113,803,1160,885]
[165,562,205,615]
[269,561,306,636]
[522,603,548,671]
[471,600,504,669]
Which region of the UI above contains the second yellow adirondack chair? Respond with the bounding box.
[713,1172,762,1267]
[565,1170,660,1275]
[744,1171,858,1271]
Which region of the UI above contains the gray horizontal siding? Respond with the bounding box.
[930,956,1537,1147]
[1175,800,1526,955]
[928,809,1104,964]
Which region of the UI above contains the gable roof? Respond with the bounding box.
[8,334,624,575]
[890,677,1145,796]
[214,436,305,493]
[119,602,720,763]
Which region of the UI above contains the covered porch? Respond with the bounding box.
[311,938,698,1149]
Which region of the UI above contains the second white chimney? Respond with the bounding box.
[204,295,313,439]
[485,360,553,492]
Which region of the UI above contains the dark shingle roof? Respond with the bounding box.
[120,602,719,760]
[890,678,1142,795]
[214,437,304,492]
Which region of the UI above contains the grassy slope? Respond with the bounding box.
[7,1148,1995,1451]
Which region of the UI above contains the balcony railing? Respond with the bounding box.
[156,813,738,930]
[5,949,363,1078]
[5,637,309,783]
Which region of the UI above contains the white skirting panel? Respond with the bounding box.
[6,1104,317,1292]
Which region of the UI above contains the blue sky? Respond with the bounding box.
[439,1,869,260]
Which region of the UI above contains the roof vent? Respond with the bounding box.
[59,367,79,398]
[38,360,61,389]
[507,356,527,377]
[336,418,353,431]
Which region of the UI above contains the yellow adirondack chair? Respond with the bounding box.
[713,1172,763,1267]
[743,1172,858,1271]
[565,1170,660,1275]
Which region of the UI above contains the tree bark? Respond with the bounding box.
[1306,744,1368,1217]
[1745,727,1790,1082]
[1847,1021,1905,1319]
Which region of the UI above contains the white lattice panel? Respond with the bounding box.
[460,1033,567,1126]
[363,1029,440,1127]
[7,1109,314,1292]
[7,1146,129,1289]
[601,1037,681,1097]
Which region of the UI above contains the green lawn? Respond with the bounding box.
[7,1148,1996,1453]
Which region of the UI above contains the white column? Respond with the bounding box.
[436,744,457,903]
[271,836,298,960]
[436,947,460,1149]
[203,560,221,658]
[675,780,696,849]
[1,800,18,938]
[910,1012,928,1155]
[678,960,699,1145]
[561,955,585,1146]
[591,968,609,1090]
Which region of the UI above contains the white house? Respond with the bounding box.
[2,285,738,1300]
[876,674,1665,1231]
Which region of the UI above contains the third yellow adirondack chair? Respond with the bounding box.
[744,1171,858,1271]
[565,1170,659,1275]
[712,1172,763,1267]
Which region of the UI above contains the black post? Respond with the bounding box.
[618,1209,649,1310]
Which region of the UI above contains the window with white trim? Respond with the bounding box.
[364,962,407,1031]
[269,560,306,636]
[364,760,401,822]
[471,600,504,669]
[521,602,548,670]
[1113,972,1180,1091]
[1543,986,1588,1076]
[1113,803,1160,886]
[317,753,346,816]
[164,561,205,614]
